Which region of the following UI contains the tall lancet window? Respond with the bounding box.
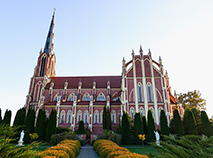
[138,83,143,102]
[130,107,135,119]
[94,110,99,124]
[84,110,89,124]
[147,83,153,102]
[67,110,72,124]
[40,55,46,76]
[60,110,66,124]
[111,110,116,124]
[77,110,82,123]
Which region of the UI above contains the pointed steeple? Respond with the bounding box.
[44,9,55,55]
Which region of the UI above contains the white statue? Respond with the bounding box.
[17,130,25,146]
[19,130,25,142]
[154,130,160,141]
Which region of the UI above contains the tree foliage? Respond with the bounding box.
[178,90,206,110]
[134,113,143,144]
[106,107,112,130]
[121,111,131,145]
[35,109,47,141]
[183,108,198,135]
[103,106,107,130]
[13,107,26,127]
[191,108,202,135]
[3,109,12,125]
[160,109,169,136]
[152,135,213,158]
[201,111,213,137]
[142,116,147,135]
[23,108,35,143]
[46,109,57,142]
[0,108,2,124]
[77,120,86,134]
[173,109,184,136]
[147,110,155,142]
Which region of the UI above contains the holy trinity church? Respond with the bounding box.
[25,12,184,134]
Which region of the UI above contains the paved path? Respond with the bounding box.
[77,144,99,158]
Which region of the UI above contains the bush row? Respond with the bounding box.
[39,139,81,158]
[93,139,148,158]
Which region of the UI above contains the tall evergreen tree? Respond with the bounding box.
[121,111,131,145]
[201,111,213,137]
[13,107,26,127]
[46,109,57,142]
[169,118,174,134]
[106,107,112,130]
[173,109,184,136]
[183,108,198,135]
[142,115,147,134]
[147,110,155,142]
[134,113,143,144]
[191,108,202,135]
[35,109,47,141]
[103,106,107,130]
[0,108,2,124]
[160,109,169,135]
[3,109,12,125]
[23,108,35,143]
[77,120,86,134]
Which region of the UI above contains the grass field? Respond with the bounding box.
[122,145,158,157]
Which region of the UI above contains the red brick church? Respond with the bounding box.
[25,12,184,134]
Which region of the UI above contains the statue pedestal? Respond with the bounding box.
[155,140,160,146]
[17,141,24,146]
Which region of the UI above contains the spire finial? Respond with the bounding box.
[148,48,151,57]
[140,45,142,52]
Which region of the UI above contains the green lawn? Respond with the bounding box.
[122,145,158,157]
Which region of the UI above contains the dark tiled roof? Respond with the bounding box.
[46,76,122,89]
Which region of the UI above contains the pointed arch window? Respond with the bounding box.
[130,107,135,119]
[54,93,59,101]
[147,83,153,102]
[94,110,99,124]
[60,110,66,124]
[138,83,143,102]
[118,111,121,123]
[40,55,46,76]
[97,93,106,101]
[68,93,75,101]
[84,110,89,124]
[139,107,144,116]
[45,110,49,118]
[77,110,82,123]
[159,107,163,120]
[149,107,155,120]
[111,110,116,124]
[83,93,90,101]
[67,110,72,124]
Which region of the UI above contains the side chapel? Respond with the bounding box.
[25,12,184,134]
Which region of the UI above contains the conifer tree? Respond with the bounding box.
[77,120,86,134]
[106,107,112,130]
[191,108,202,134]
[46,109,57,142]
[23,108,35,143]
[173,109,184,136]
[147,110,155,142]
[183,108,198,135]
[3,109,12,125]
[35,109,47,141]
[0,108,2,124]
[13,107,26,127]
[142,115,147,134]
[160,109,169,135]
[169,118,174,134]
[134,112,143,144]
[121,111,131,145]
[103,106,107,130]
[201,111,213,137]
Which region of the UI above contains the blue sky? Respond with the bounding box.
[0,1,213,122]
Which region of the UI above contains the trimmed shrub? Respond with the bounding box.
[77,120,85,134]
[3,109,12,125]
[13,107,26,127]
[147,110,155,142]
[173,109,184,136]
[142,116,147,134]
[121,111,131,145]
[160,109,169,135]
[183,108,198,135]
[97,129,121,145]
[201,111,213,137]
[134,113,143,144]
[50,131,78,145]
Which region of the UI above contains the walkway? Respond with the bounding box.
[77,144,98,158]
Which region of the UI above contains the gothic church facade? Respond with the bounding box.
[25,12,183,134]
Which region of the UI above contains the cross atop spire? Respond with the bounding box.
[43,9,55,55]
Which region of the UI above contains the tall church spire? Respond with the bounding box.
[44,9,55,55]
